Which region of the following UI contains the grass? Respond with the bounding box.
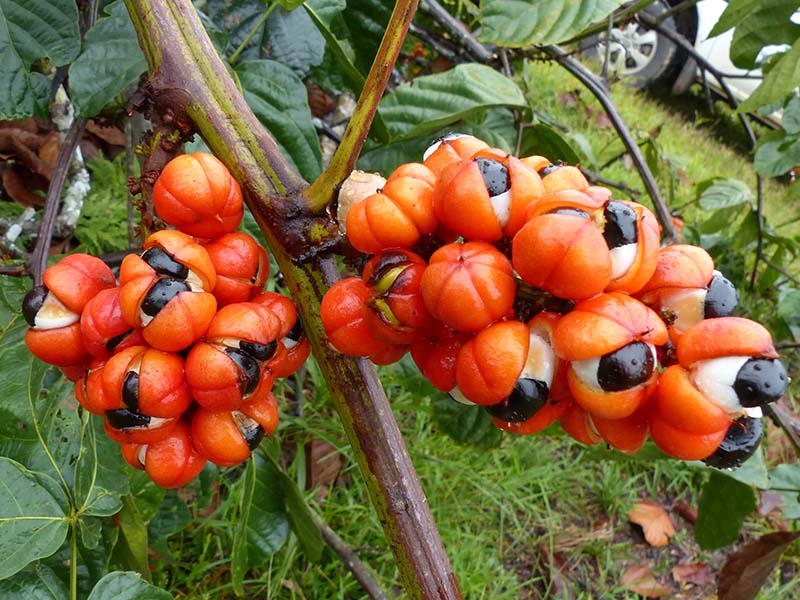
[522,61,797,238]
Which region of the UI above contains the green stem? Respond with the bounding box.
[70,518,78,600]
[305,0,420,212]
[228,2,278,65]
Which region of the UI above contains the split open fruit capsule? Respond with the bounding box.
[636,244,738,344]
[23,253,116,366]
[519,156,589,193]
[250,292,311,378]
[422,133,490,178]
[553,293,668,420]
[191,392,279,467]
[80,288,143,359]
[119,230,217,352]
[433,148,543,241]
[185,302,280,411]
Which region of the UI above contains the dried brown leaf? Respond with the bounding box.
[672,562,712,586]
[629,501,675,547]
[621,564,672,597]
[558,91,580,109]
[86,120,126,146]
[718,531,800,600]
[758,490,784,517]
[37,132,60,169]
[2,165,47,207]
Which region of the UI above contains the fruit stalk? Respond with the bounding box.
[123,1,462,597]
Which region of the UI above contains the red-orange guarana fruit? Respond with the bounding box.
[152,152,244,239]
[249,292,311,378]
[101,345,192,419]
[420,241,515,333]
[492,312,569,435]
[321,277,395,358]
[185,302,280,411]
[204,232,269,306]
[455,320,529,405]
[636,244,738,345]
[422,133,490,178]
[119,230,217,352]
[346,162,438,253]
[519,156,589,193]
[361,249,433,345]
[553,293,668,420]
[433,148,543,241]
[121,421,207,489]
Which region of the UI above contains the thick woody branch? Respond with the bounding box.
[123,2,461,598]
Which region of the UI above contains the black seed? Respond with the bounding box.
[539,164,560,177]
[602,201,638,249]
[485,378,549,423]
[106,408,150,429]
[22,285,49,326]
[141,247,189,280]
[141,278,190,317]
[106,329,134,354]
[597,341,654,392]
[242,422,265,450]
[240,340,277,362]
[475,157,510,197]
[549,207,590,219]
[122,371,140,411]
[225,348,261,396]
[734,358,788,407]
[287,317,304,342]
[703,416,763,469]
[704,272,738,318]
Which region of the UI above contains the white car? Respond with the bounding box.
[581,0,788,105]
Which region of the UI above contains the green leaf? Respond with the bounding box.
[709,0,761,36]
[75,155,132,256]
[111,496,151,581]
[768,464,800,491]
[519,123,580,164]
[695,470,756,550]
[479,0,625,47]
[68,0,147,117]
[87,571,173,600]
[778,287,800,328]
[263,5,325,75]
[237,59,322,182]
[277,0,306,9]
[268,451,323,563]
[0,458,69,579]
[0,563,68,599]
[379,64,527,141]
[339,0,392,74]
[0,0,80,119]
[698,179,754,211]
[753,129,800,177]
[431,393,503,450]
[739,40,800,113]
[206,0,266,60]
[729,0,800,69]
[783,95,800,135]
[231,453,290,594]
[75,415,129,519]
[128,471,165,525]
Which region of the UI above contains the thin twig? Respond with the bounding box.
[29,118,87,285]
[311,510,391,600]
[540,44,675,241]
[408,22,461,64]
[580,166,641,200]
[776,342,800,351]
[765,403,800,459]
[418,0,494,63]
[750,175,764,290]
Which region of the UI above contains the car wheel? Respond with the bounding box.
[579,1,688,88]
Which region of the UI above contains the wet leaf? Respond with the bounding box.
[718,531,800,600]
[628,501,675,547]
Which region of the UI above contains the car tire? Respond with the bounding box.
[579,1,690,89]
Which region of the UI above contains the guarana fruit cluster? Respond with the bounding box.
[322,133,790,468]
[22,153,310,488]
